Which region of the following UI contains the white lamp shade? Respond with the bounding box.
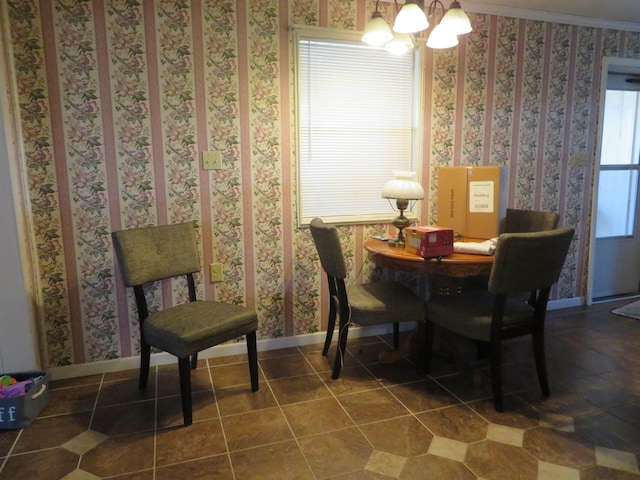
[384,32,415,55]
[426,23,459,49]
[362,13,394,46]
[392,2,429,34]
[381,171,424,200]
[440,2,473,35]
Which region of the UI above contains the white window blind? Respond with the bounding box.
[295,28,421,225]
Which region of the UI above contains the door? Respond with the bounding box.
[592,60,640,301]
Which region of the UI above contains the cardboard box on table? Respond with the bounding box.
[437,166,508,239]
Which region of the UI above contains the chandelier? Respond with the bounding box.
[362,0,472,53]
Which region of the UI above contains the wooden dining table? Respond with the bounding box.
[364,237,494,294]
[365,237,495,378]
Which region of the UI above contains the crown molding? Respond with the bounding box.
[463,0,640,32]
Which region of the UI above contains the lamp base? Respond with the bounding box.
[390,210,410,249]
[389,226,407,248]
[388,237,405,248]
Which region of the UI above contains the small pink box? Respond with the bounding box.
[405,226,454,258]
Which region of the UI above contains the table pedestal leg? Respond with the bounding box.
[379,327,481,387]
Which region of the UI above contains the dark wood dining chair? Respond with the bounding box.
[310,217,427,379]
[425,228,574,411]
[112,222,259,426]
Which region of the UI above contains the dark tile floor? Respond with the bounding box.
[2,300,640,479]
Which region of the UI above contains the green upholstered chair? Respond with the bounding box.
[309,217,427,379]
[469,208,561,297]
[112,222,258,426]
[503,208,560,306]
[503,208,560,234]
[425,227,574,411]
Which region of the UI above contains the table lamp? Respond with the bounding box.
[381,171,424,248]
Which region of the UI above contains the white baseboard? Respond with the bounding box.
[548,296,583,310]
[47,297,584,381]
[48,323,414,381]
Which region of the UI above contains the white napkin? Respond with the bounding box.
[453,237,498,255]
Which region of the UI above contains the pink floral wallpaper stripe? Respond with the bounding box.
[236,0,257,313]
[6,0,640,367]
[94,1,130,357]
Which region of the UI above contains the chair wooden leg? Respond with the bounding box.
[139,340,151,390]
[332,318,349,379]
[246,331,259,392]
[178,356,193,426]
[528,291,538,307]
[490,340,504,412]
[190,352,198,370]
[408,323,427,374]
[532,329,550,397]
[322,300,337,356]
[393,322,400,349]
[476,341,490,359]
[424,321,434,374]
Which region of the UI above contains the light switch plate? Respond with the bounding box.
[203,150,222,170]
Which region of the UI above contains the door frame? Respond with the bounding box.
[0,3,43,370]
[587,56,640,305]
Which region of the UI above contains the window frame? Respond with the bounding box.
[292,26,425,227]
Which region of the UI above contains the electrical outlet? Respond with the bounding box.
[571,152,590,166]
[209,263,224,283]
[202,150,222,170]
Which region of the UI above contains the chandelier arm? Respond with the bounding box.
[427,0,446,20]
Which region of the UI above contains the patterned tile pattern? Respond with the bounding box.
[1,301,640,479]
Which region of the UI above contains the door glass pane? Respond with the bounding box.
[596,170,638,237]
[601,90,640,166]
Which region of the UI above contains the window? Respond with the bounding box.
[294,27,423,226]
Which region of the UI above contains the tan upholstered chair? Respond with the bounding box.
[112,222,258,426]
[425,228,574,411]
[310,217,427,379]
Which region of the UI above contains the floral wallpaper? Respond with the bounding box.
[6,0,640,367]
